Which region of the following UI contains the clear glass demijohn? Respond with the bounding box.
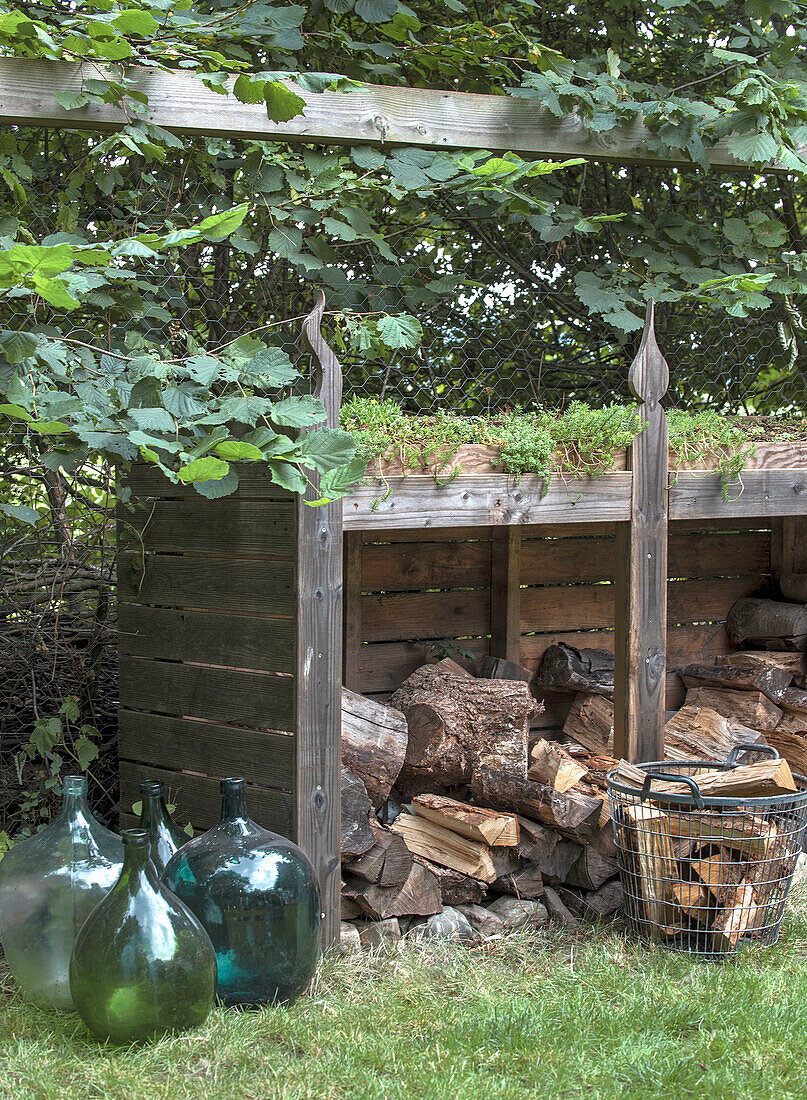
[0,775,123,1009]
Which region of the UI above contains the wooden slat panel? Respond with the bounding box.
[119,761,293,835]
[119,604,295,673]
[119,710,294,792]
[361,589,490,643]
[362,526,493,545]
[344,473,633,530]
[117,552,295,615]
[518,623,732,673]
[520,531,770,586]
[670,518,771,534]
[119,499,295,556]
[3,58,799,170]
[669,470,807,519]
[357,638,490,694]
[361,539,491,592]
[119,656,295,732]
[343,531,363,692]
[125,463,293,501]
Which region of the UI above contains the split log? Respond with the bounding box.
[343,862,442,920]
[562,693,614,754]
[664,705,767,762]
[565,842,619,891]
[542,885,581,930]
[342,688,408,808]
[414,857,488,906]
[490,846,521,881]
[778,687,807,719]
[672,882,712,921]
[765,728,807,775]
[726,598,807,651]
[690,850,747,905]
[717,650,804,679]
[470,768,603,841]
[537,644,615,697]
[342,894,363,920]
[411,793,519,847]
[711,883,761,950]
[516,817,581,884]
[528,739,587,793]
[390,663,537,794]
[494,862,544,900]
[774,714,807,734]
[663,810,777,861]
[679,663,792,701]
[557,880,624,919]
[343,820,413,887]
[432,656,474,677]
[390,812,497,883]
[780,573,807,604]
[340,766,375,858]
[620,804,679,927]
[478,655,533,682]
[615,756,796,799]
[684,686,783,731]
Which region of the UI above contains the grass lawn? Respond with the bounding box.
[3,890,807,1100]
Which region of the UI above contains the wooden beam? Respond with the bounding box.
[343,530,363,693]
[669,471,807,520]
[0,58,802,171]
[771,516,807,579]
[613,302,669,763]
[295,293,343,948]
[490,527,521,663]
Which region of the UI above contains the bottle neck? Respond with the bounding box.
[118,831,156,889]
[139,786,170,830]
[220,779,249,824]
[57,776,92,822]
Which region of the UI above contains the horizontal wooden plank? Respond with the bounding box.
[669,518,772,534]
[518,623,732,674]
[2,59,801,170]
[669,470,807,520]
[119,656,295,732]
[344,474,633,530]
[361,526,493,544]
[361,589,489,643]
[117,552,295,615]
[119,760,294,835]
[118,498,295,556]
[118,604,295,674]
[361,539,491,592]
[520,530,770,586]
[124,463,292,501]
[119,709,294,792]
[357,638,491,693]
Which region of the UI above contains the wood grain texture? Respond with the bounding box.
[118,498,295,556]
[3,58,803,170]
[343,530,363,692]
[118,603,295,673]
[119,761,293,835]
[361,588,490,642]
[117,551,295,615]
[295,293,343,947]
[118,709,295,792]
[771,516,807,580]
[669,470,807,519]
[361,538,491,592]
[490,527,521,662]
[119,655,295,732]
[343,473,633,529]
[125,463,292,501]
[614,302,669,762]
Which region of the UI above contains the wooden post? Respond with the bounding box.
[296,293,343,947]
[771,517,807,578]
[343,531,363,692]
[613,301,669,762]
[490,527,522,663]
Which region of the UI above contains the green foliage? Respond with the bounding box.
[668,408,759,493]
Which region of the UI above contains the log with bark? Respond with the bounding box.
[415,856,488,906]
[663,705,767,762]
[390,662,538,794]
[765,728,807,775]
[493,862,545,900]
[478,654,534,682]
[537,644,615,697]
[684,686,783,731]
[726,598,807,651]
[716,650,804,679]
[343,861,443,920]
[342,688,408,808]
[777,687,807,719]
[343,820,413,886]
[341,766,375,858]
[470,768,603,841]
[562,693,614,754]
[411,793,519,846]
[516,816,581,884]
[679,663,793,702]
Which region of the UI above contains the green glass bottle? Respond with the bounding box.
[137,779,187,875]
[70,829,217,1044]
[0,775,123,1010]
[162,778,321,1007]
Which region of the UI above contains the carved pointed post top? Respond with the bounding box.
[301,290,343,429]
[628,300,669,407]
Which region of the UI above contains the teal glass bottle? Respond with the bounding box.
[162,778,321,1006]
[0,775,123,1010]
[70,829,217,1044]
[137,779,187,875]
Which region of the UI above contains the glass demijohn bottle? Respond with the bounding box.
[137,779,188,875]
[0,775,123,1010]
[162,777,321,1006]
[69,829,217,1043]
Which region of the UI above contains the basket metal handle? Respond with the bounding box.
[640,771,705,809]
[725,742,781,769]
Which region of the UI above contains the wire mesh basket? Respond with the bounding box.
[606,745,807,959]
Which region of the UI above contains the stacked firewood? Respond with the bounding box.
[340,593,807,950]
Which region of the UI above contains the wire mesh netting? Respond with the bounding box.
[607,749,807,959]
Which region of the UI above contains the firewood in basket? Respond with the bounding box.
[470,768,603,841]
[613,756,796,800]
[411,793,519,847]
[536,644,615,697]
[680,663,793,702]
[528,739,588,793]
[684,686,783,731]
[618,804,679,930]
[562,693,614,755]
[726,598,807,652]
[672,882,713,923]
[390,812,497,883]
[690,849,748,906]
[343,820,413,887]
[341,688,408,809]
[711,882,762,951]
